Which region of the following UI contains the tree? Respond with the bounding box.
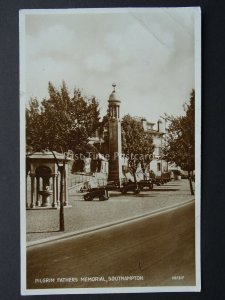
[26,81,101,154]
[121,115,155,184]
[26,97,44,153]
[163,90,195,195]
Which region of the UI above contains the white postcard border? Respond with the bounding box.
[20,7,201,295]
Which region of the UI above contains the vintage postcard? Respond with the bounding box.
[20,7,201,295]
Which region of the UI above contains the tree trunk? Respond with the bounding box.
[188,170,194,195]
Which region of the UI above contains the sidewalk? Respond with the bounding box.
[26,180,195,246]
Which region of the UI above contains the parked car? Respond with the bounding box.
[120,181,140,194]
[161,172,171,182]
[106,181,120,191]
[152,178,164,186]
[181,173,188,179]
[170,169,182,180]
[84,187,109,201]
[137,179,154,190]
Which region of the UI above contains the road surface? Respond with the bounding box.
[27,202,195,289]
[26,180,194,242]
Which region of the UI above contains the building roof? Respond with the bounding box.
[147,121,155,126]
[146,129,164,136]
[27,150,73,161]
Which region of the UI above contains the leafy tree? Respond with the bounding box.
[99,115,109,142]
[121,115,154,184]
[26,81,101,155]
[163,90,195,195]
[26,98,44,153]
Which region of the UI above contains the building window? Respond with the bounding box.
[157,162,161,172]
[158,147,162,156]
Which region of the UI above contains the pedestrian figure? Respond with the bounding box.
[141,162,147,181]
[143,169,147,180]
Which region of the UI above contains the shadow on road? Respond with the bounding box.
[74,193,157,200]
[152,188,179,192]
[162,184,181,187]
[109,193,156,198]
[27,230,60,234]
[133,194,156,198]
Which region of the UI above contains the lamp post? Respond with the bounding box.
[58,161,65,231]
[51,150,66,232]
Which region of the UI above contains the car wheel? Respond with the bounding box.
[149,184,153,190]
[99,195,105,201]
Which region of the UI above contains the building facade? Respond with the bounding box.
[141,118,168,176]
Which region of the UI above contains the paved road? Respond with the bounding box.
[26,180,194,242]
[27,202,195,289]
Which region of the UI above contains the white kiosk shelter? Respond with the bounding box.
[26,150,72,209]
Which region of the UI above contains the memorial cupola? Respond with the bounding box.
[108,83,121,119]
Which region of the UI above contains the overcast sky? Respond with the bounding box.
[23,8,197,124]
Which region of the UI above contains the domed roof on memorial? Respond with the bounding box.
[108,84,121,103]
[109,91,120,101]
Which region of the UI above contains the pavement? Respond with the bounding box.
[26,179,195,246]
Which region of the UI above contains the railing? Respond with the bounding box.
[67,173,95,188]
[68,172,108,190]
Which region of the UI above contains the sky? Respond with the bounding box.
[23,8,197,125]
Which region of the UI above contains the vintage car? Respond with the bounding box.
[151,177,165,186]
[161,172,171,183]
[106,181,120,191]
[83,187,109,201]
[120,181,140,194]
[137,179,154,190]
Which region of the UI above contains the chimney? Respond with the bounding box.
[141,118,147,131]
[157,119,163,132]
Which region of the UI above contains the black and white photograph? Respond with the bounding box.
[19,7,201,295]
